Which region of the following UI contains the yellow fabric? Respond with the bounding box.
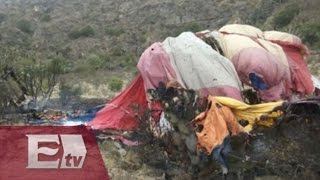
[213,96,284,132]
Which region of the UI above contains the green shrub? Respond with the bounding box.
[299,23,320,48]
[73,64,90,73]
[68,25,95,39]
[87,54,103,70]
[98,53,114,69]
[105,27,125,36]
[47,56,67,74]
[109,78,123,92]
[72,53,114,72]
[59,83,82,106]
[250,0,275,26]
[145,15,158,24]
[273,4,299,28]
[0,13,7,23]
[169,22,203,37]
[80,25,95,36]
[10,55,66,110]
[40,14,51,22]
[184,22,203,32]
[111,47,125,56]
[16,19,34,34]
[125,54,136,66]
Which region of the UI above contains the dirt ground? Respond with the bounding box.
[1,100,320,180]
[94,112,320,180]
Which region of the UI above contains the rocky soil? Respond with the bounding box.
[95,112,320,180]
[1,98,320,180]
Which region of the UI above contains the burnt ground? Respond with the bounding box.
[1,99,320,180]
[95,107,320,180]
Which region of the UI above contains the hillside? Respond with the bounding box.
[0,1,320,179]
[0,0,319,101]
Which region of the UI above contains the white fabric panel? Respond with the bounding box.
[162,32,242,91]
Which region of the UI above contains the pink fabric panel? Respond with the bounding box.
[199,86,243,101]
[281,45,314,95]
[137,42,177,90]
[257,82,285,102]
[268,40,309,58]
[232,47,290,101]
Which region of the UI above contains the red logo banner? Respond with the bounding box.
[0,125,109,180]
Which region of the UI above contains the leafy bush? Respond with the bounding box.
[40,14,51,22]
[97,53,117,70]
[125,54,136,66]
[0,45,67,112]
[73,53,115,72]
[168,22,203,37]
[59,83,82,107]
[16,19,34,34]
[105,27,125,36]
[72,64,90,73]
[250,0,275,26]
[299,23,320,48]
[87,54,103,70]
[81,25,95,36]
[111,47,125,56]
[273,4,299,28]
[0,80,21,115]
[68,25,95,39]
[0,13,7,23]
[109,78,123,92]
[0,55,66,110]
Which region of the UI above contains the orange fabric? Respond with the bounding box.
[192,97,244,154]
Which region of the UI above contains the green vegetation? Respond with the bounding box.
[111,47,125,56]
[108,78,123,92]
[125,54,136,67]
[16,19,34,34]
[0,13,7,23]
[59,83,82,107]
[68,25,95,39]
[0,47,67,111]
[87,54,104,70]
[0,0,319,114]
[166,22,203,37]
[250,1,275,27]
[40,14,51,22]
[105,27,125,36]
[73,54,109,72]
[72,51,137,73]
[273,4,300,29]
[16,56,66,106]
[299,23,320,49]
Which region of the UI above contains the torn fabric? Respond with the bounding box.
[214,96,284,132]
[192,96,244,154]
